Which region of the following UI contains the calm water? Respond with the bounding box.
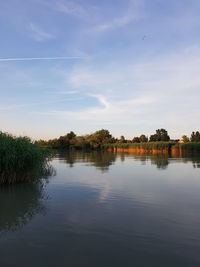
[1,151,200,267]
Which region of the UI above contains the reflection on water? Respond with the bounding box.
[57,150,200,171]
[0,151,200,267]
[0,165,55,232]
[0,163,55,185]
[192,158,200,168]
[58,150,117,171]
[0,182,46,232]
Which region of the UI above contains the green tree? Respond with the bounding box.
[73,136,90,149]
[57,131,77,149]
[119,135,126,143]
[149,134,157,142]
[132,137,140,143]
[66,131,76,140]
[190,131,200,142]
[139,134,148,143]
[150,129,170,142]
[87,129,113,148]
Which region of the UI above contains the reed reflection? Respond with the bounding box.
[0,166,55,232]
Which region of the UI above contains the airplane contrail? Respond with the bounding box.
[0,56,86,62]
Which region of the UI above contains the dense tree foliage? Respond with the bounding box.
[190,131,200,142]
[37,129,115,150]
[86,129,115,148]
[132,137,140,143]
[119,136,126,143]
[149,129,170,142]
[139,134,148,143]
[132,135,148,143]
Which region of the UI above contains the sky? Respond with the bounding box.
[0,0,200,140]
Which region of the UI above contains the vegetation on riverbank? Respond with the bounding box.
[36,129,115,150]
[0,128,199,183]
[174,142,200,152]
[0,132,52,184]
[36,129,200,153]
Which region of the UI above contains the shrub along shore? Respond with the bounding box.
[0,132,52,185]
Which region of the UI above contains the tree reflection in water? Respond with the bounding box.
[57,151,200,171]
[192,158,200,168]
[58,151,117,172]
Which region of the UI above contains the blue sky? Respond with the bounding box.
[0,0,200,140]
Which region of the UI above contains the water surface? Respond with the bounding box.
[0,151,200,267]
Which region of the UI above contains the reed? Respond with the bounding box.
[0,132,52,184]
[174,142,200,152]
[103,142,175,151]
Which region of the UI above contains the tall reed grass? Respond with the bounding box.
[103,142,175,151]
[0,132,52,184]
[104,142,200,155]
[174,142,200,152]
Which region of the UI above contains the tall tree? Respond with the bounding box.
[119,136,126,143]
[132,137,140,143]
[139,134,148,143]
[87,129,113,148]
[150,129,170,142]
[191,131,200,142]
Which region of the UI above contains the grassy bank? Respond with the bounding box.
[0,132,52,184]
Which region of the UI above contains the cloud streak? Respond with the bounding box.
[0,57,86,62]
[29,23,55,42]
[51,0,143,34]
[86,0,144,33]
[55,0,88,18]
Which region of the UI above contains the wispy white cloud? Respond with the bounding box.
[55,0,89,18]
[86,0,144,33]
[88,94,111,109]
[39,45,200,138]
[28,23,55,42]
[0,56,86,62]
[42,94,154,125]
[51,0,143,33]
[59,90,80,95]
[94,15,134,32]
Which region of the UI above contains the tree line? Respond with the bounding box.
[36,129,200,150]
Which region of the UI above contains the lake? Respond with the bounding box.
[0,151,200,267]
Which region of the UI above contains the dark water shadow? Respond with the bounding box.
[0,165,55,232]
